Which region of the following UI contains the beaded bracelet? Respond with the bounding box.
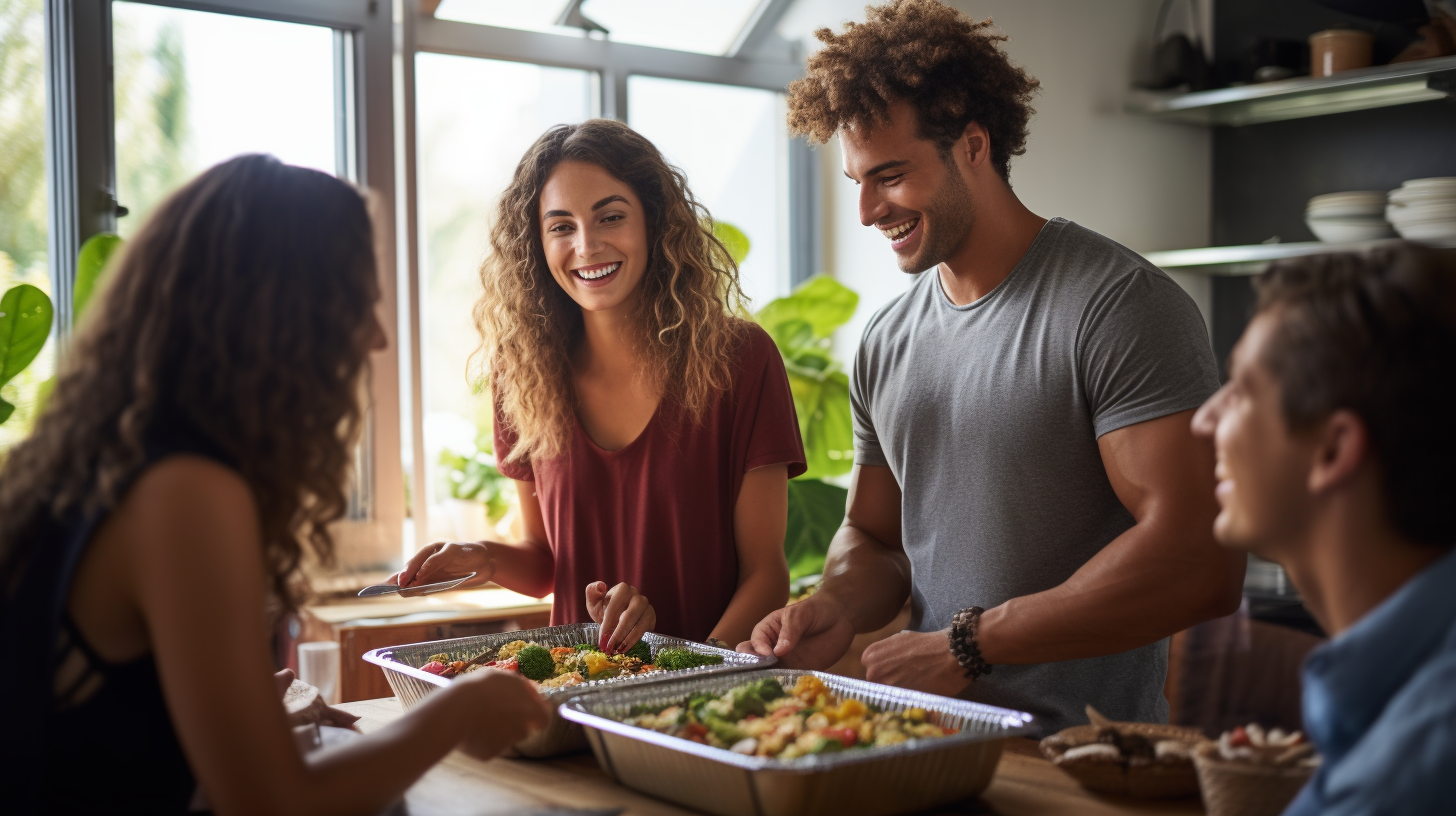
[948,606,993,681]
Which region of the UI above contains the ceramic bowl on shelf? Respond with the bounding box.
[1305,190,1386,219]
[1305,191,1393,242]
[1386,178,1456,245]
[1305,218,1396,243]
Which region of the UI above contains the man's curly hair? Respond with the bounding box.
[788,0,1040,181]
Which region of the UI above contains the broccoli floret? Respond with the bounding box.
[654,648,725,672]
[572,643,596,652]
[515,644,556,681]
[745,678,786,703]
[624,639,652,663]
[702,714,746,746]
[728,680,785,719]
[686,690,718,720]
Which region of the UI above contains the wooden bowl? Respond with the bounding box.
[1040,722,1208,799]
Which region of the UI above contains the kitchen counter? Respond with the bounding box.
[337,697,1206,816]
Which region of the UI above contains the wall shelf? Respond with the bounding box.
[1145,239,1407,275]
[1126,55,1456,126]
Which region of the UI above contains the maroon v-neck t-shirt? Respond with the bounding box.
[495,323,806,642]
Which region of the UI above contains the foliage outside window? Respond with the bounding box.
[0,0,51,451]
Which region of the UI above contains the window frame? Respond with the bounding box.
[42,0,812,570]
[45,0,405,571]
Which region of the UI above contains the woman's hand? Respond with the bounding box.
[389,541,495,590]
[585,581,656,654]
[273,668,361,731]
[451,669,551,760]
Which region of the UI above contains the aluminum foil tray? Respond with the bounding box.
[361,621,772,757]
[559,669,1036,816]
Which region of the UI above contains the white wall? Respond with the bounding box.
[777,0,1213,357]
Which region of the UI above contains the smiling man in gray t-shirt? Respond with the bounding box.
[741,1,1244,735]
[851,217,1221,729]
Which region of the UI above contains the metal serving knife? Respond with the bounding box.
[357,572,477,598]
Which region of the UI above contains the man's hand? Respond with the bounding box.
[737,592,856,669]
[861,629,969,698]
[388,540,495,590]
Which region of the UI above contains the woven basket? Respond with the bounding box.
[1040,722,1208,799]
[1192,742,1314,816]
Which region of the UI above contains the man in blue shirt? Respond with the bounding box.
[1192,244,1456,815]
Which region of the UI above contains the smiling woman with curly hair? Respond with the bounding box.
[394,120,805,653]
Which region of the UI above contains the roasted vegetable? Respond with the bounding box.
[515,644,556,681]
[624,639,652,663]
[622,676,956,758]
[654,648,725,671]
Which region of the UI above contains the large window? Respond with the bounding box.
[628,76,789,309]
[112,2,341,237]
[0,0,50,451]
[31,0,804,570]
[414,53,596,543]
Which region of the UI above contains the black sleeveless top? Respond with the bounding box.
[2,428,233,813]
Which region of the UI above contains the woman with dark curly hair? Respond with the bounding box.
[0,155,548,814]
[743,0,1242,735]
[393,120,804,653]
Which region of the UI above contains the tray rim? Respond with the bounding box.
[361,623,776,698]
[559,668,1037,775]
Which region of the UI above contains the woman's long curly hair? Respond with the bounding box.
[0,155,379,613]
[476,120,748,465]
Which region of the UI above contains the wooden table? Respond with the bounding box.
[338,698,1205,816]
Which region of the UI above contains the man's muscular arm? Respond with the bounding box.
[861,409,1242,694]
[976,408,1244,664]
[819,464,911,633]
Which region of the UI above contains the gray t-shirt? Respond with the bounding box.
[851,218,1220,735]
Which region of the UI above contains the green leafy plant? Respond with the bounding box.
[717,220,860,582]
[756,278,859,580]
[754,276,859,481]
[439,440,513,523]
[29,233,123,420]
[0,282,54,425]
[74,232,123,318]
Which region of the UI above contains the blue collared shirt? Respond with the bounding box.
[1283,546,1456,816]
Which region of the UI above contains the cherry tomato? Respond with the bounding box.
[825,727,858,747]
[1230,726,1251,747]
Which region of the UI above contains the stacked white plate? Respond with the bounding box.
[1386,178,1456,246]
[1305,191,1395,243]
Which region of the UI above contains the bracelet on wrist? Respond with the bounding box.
[948,606,993,682]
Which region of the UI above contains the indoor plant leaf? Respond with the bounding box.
[0,283,54,389]
[755,276,859,342]
[784,478,849,580]
[713,221,751,266]
[798,370,854,481]
[74,232,123,320]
